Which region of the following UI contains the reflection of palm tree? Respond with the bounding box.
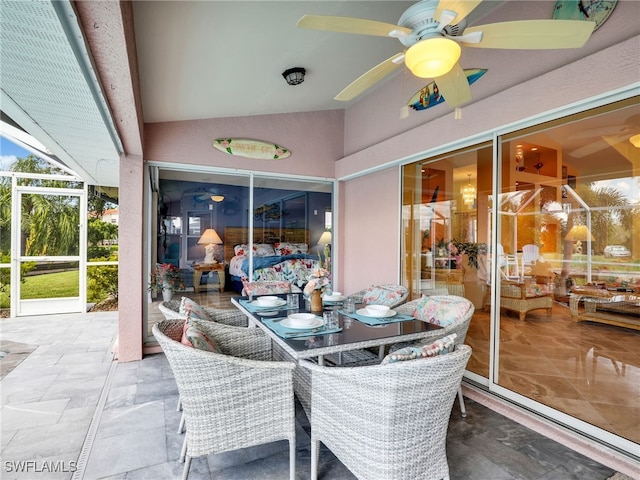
[559,182,634,293]
[576,183,633,252]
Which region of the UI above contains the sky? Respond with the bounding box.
[0,136,32,170]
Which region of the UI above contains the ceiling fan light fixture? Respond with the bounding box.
[405,37,461,78]
[210,195,224,202]
[630,133,640,148]
[282,67,306,86]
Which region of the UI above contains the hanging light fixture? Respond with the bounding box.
[282,67,306,85]
[404,38,461,78]
[461,174,476,206]
[630,133,640,148]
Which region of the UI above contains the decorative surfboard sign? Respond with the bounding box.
[407,69,488,111]
[213,138,291,159]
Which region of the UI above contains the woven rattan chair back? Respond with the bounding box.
[301,345,472,480]
[158,297,248,327]
[153,319,296,480]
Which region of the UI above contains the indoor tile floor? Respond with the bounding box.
[1,309,637,479]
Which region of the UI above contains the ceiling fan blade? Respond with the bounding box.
[435,0,482,26]
[434,62,472,108]
[335,53,405,102]
[463,20,595,49]
[297,15,411,38]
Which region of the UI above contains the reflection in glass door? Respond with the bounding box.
[14,188,86,316]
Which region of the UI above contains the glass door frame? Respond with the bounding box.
[11,183,87,316]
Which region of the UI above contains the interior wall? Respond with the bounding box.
[143,110,344,178]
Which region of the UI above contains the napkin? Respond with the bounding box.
[339,310,414,326]
[263,317,342,339]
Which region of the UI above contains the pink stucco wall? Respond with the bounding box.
[143,110,344,178]
[118,154,144,362]
[338,169,400,295]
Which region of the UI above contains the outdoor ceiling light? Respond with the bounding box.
[282,67,306,85]
[404,38,461,78]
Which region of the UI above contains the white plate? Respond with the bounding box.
[259,310,279,316]
[356,308,396,318]
[323,295,346,302]
[280,317,324,330]
[251,299,286,308]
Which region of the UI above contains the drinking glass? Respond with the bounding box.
[287,293,299,308]
[323,310,339,329]
[343,297,356,314]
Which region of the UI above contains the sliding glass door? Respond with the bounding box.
[401,96,639,456]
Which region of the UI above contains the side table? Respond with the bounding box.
[193,263,225,293]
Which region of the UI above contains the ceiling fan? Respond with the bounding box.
[297,0,596,107]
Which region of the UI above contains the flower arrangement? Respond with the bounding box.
[149,263,184,292]
[303,252,331,295]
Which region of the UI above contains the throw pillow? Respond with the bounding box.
[412,295,472,327]
[179,296,212,322]
[183,323,218,352]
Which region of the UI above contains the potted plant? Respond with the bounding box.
[149,263,184,302]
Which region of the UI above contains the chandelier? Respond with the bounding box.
[461,174,476,206]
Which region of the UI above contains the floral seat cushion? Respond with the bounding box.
[242,279,291,296]
[381,334,457,364]
[412,295,473,327]
[524,283,551,297]
[361,285,408,306]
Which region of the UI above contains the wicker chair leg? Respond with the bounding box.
[457,387,467,418]
[180,436,187,463]
[289,439,296,480]
[311,435,320,480]
[519,311,526,321]
[178,411,185,434]
[182,456,191,480]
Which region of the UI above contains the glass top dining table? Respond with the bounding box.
[231,293,443,364]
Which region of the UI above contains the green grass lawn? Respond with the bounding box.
[1,271,79,308]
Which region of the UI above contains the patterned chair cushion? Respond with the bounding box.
[179,296,213,321]
[241,279,291,296]
[381,334,457,364]
[361,285,408,306]
[180,318,219,352]
[524,283,550,297]
[412,295,473,327]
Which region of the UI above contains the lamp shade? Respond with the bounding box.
[318,231,332,245]
[197,228,222,245]
[405,38,461,78]
[630,133,640,148]
[564,225,594,242]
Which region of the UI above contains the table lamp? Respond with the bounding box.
[198,228,222,264]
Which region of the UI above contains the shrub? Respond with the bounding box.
[87,255,118,302]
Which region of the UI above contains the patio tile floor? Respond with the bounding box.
[0,312,633,479]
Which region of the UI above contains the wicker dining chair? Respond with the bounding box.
[153,319,297,480]
[158,298,248,327]
[394,295,474,417]
[300,345,472,480]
